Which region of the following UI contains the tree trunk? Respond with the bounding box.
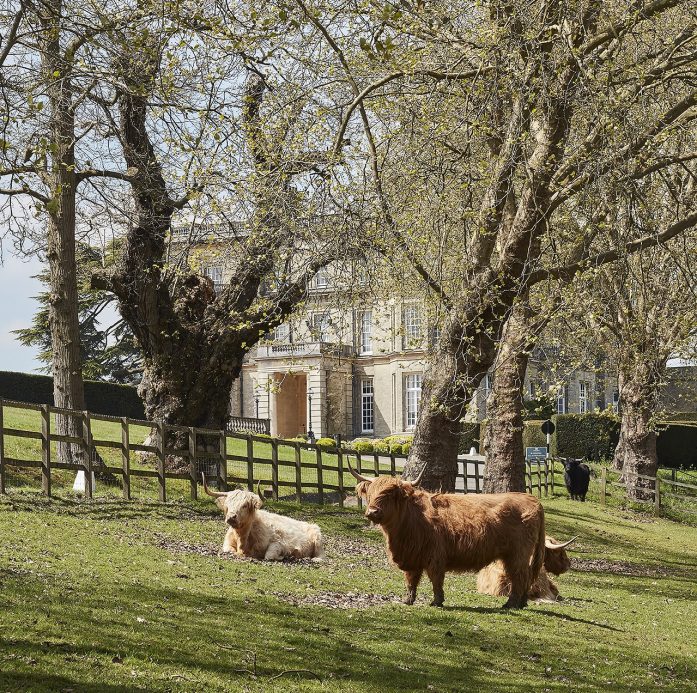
[617,369,661,502]
[402,318,495,491]
[614,356,665,501]
[40,0,85,465]
[481,339,529,494]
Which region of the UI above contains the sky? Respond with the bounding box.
[0,250,43,373]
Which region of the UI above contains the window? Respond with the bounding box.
[403,306,423,347]
[557,386,566,414]
[579,381,590,414]
[529,380,536,398]
[612,390,620,413]
[274,323,290,343]
[405,373,423,428]
[203,265,223,293]
[483,373,493,413]
[359,311,372,354]
[361,379,374,433]
[313,270,329,289]
[310,312,331,342]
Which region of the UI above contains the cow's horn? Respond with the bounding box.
[201,472,227,498]
[256,480,264,499]
[545,536,577,550]
[346,456,373,483]
[407,463,426,487]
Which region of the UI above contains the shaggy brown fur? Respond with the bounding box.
[476,536,572,603]
[355,477,546,609]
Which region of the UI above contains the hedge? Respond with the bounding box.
[657,424,697,469]
[522,420,548,450]
[0,370,145,419]
[553,413,620,460]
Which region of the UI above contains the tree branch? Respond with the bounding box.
[528,211,697,284]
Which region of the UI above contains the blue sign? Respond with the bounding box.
[525,446,548,462]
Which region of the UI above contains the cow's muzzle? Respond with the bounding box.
[226,517,238,528]
[365,507,383,523]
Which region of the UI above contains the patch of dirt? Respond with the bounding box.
[151,533,323,567]
[274,590,401,609]
[153,533,220,558]
[152,528,388,567]
[571,558,672,577]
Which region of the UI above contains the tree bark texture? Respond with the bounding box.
[40,0,86,465]
[615,364,662,501]
[481,304,535,493]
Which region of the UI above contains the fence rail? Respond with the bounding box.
[598,466,697,517]
[0,399,556,504]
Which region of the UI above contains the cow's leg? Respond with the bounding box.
[403,570,422,605]
[264,542,285,561]
[222,528,238,553]
[502,559,529,609]
[426,566,445,607]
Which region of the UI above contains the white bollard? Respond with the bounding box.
[469,446,477,455]
[73,470,96,494]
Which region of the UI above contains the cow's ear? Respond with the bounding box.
[215,496,227,512]
[249,496,262,510]
[355,481,371,498]
[399,481,416,496]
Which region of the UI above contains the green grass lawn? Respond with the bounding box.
[1,405,399,502]
[0,491,695,692]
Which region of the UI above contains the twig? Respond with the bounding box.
[268,669,322,681]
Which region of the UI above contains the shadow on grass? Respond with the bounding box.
[440,604,623,631]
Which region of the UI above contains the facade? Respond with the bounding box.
[228,284,432,439]
[192,236,618,440]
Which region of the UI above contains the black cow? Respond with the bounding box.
[561,458,591,501]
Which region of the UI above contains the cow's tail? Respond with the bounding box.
[530,505,546,583]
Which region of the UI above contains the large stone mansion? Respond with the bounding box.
[194,257,619,440]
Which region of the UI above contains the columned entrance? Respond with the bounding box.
[271,372,307,438]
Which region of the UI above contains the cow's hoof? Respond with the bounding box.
[502,600,527,610]
[430,600,444,608]
[404,597,416,606]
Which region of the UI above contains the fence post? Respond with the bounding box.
[218,431,227,492]
[121,418,131,500]
[294,442,302,502]
[551,458,555,495]
[356,452,363,509]
[82,412,93,499]
[373,452,380,477]
[41,405,51,497]
[0,401,4,494]
[526,461,532,494]
[543,459,549,497]
[390,451,396,477]
[600,467,607,505]
[654,477,661,517]
[537,462,542,497]
[337,447,344,508]
[246,434,254,491]
[157,421,166,502]
[188,427,197,501]
[271,438,279,501]
[316,446,324,504]
[475,460,481,493]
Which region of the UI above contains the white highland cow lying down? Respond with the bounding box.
[202,475,324,560]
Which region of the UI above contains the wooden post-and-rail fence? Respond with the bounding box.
[0,399,556,504]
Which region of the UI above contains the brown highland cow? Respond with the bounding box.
[476,535,575,603]
[349,462,548,609]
